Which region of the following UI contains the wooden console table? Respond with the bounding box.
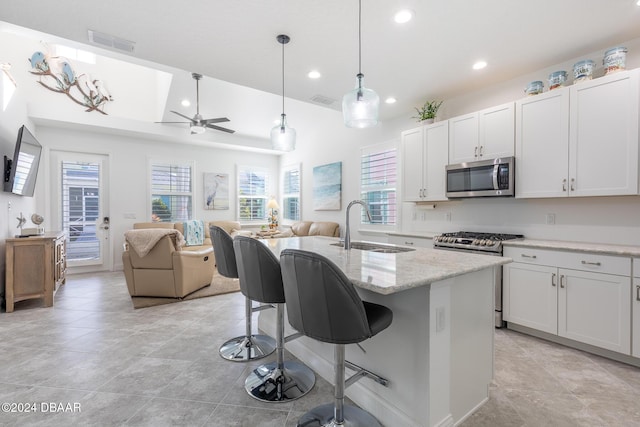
[4,231,67,313]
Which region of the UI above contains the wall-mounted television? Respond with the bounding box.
[3,125,42,197]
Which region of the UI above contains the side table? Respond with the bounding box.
[4,231,67,312]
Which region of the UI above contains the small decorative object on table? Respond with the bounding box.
[267,198,280,230]
[412,100,443,124]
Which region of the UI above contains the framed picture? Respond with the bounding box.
[313,161,342,210]
[204,173,229,210]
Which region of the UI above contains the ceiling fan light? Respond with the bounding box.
[190,123,206,134]
[271,114,296,151]
[342,73,379,128]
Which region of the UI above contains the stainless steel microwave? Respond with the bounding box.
[446,157,515,198]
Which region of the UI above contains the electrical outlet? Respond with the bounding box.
[545,213,555,225]
[7,202,11,210]
[445,212,452,222]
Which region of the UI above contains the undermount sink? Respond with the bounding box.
[331,241,415,253]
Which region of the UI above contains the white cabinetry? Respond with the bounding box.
[504,247,631,354]
[401,121,448,202]
[634,258,640,358]
[387,234,432,248]
[515,69,639,198]
[449,102,514,164]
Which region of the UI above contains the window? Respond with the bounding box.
[360,144,397,226]
[281,164,301,222]
[237,166,270,222]
[150,161,193,222]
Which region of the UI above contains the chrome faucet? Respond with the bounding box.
[344,200,372,250]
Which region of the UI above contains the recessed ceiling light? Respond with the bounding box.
[181,99,191,107]
[308,70,321,79]
[385,97,397,104]
[637,0,640,6]
[394,9,414,24]
[473,60,488,70]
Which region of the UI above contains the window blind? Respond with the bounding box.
[238,166,270,221]
[282,165,300,221]
[150,162,192,222]
[360,146,397,225]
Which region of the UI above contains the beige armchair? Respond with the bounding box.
[122,229,214,298]
[272,221,340,238]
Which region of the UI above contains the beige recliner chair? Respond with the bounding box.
[122,229,214,298]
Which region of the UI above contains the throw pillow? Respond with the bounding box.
[183,220,205,246]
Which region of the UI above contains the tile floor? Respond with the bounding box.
[1,271,639,426]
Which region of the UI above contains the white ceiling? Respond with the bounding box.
[1,0,640,127]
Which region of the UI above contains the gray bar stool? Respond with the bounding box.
[280,249,393,427]
[233,236,315,402]
[210,225,275,361]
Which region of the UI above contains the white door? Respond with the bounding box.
[50,151,111,273]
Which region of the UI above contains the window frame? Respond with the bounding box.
[148,158,195,223]
[280,163,301,224]
[236,164,271,224]
[359,141,398,231]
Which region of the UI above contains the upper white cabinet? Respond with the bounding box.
[449,102,515,164]
[401,121,449,202]
[516,69,640,198]
[569,69,639,196]
[515,88,570,198]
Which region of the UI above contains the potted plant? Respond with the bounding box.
[413,100,443,124]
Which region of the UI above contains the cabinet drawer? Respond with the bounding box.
[504,247,630,276]
[387,235,432,249]
[503,247,557,266]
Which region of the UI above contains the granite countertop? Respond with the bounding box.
[386,231,439,239]
[503,239,640,257]
[260,236,509,295]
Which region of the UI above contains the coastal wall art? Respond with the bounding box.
[204,173,229,210]
[313,161,341,211]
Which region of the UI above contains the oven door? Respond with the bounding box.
[446,156,514,198]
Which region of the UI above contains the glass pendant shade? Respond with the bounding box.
[271,113,296,151]
[342,73,379,128]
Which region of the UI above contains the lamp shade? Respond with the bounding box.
[267,198,280,210]
[271,114,296,151]
[342,73,379,128]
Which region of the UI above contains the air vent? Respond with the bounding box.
[310,94,338,106]
[88,30,136,53]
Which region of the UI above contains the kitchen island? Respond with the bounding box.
[258,236,511,427]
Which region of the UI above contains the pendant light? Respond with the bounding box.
[342,0,379,128]
[271,34,296,151]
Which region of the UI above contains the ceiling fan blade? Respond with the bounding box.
[205,123,236,134]
[202,117,230,124]
[170,110,196,122]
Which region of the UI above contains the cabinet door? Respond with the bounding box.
[515,89,570,198]
[424,120,449,201]
[503,262,558,334]
[569,69,639,197]
[558,268,631,354]
[478,102,515,160]
[401,127,425,202]
[449,112,479,164]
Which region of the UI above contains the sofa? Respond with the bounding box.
[272,221,340,238]
[122,220,250,298]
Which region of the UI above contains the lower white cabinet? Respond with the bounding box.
[504,247,631,354]
[634,258,640,358]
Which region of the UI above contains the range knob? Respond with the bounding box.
[448,237,455,243]
[485,239,494,246]
[480,239,487,246]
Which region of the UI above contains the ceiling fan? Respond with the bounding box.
[157,72,235,134]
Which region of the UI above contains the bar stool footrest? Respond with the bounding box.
[297,403,382,427]
[345,360,389,387]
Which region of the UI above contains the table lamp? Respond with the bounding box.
[267,198,280,230]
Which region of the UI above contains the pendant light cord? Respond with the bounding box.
[281,39,285,115]
[358,0,362,75]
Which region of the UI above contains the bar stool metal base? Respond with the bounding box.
[296,403,382,427]
[245,360,315,402]
[219,335,276,362]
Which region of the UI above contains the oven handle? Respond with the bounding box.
[492,165,499,190]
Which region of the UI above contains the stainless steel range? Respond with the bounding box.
[433,231,524,327]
